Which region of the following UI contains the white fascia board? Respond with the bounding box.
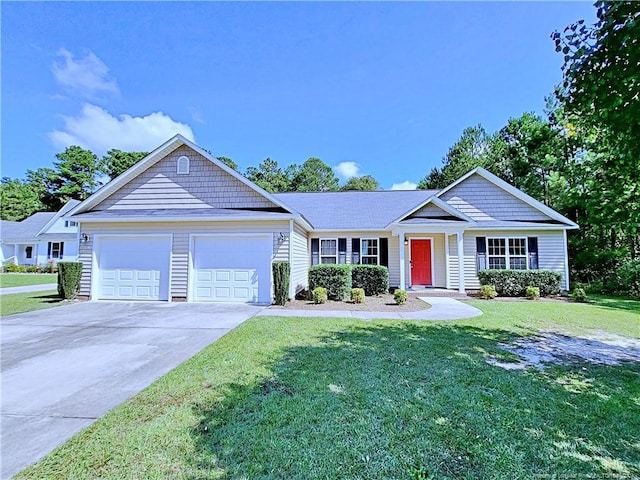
[385,195,475,228]
[293,215,314,231]
[310,228,389,233]
[72,213,299,223]
[436,167,579,228]
[390,225,469,236]
[466,224,578,231]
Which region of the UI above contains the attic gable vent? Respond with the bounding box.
[177,155,190,175]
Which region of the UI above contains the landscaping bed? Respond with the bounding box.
[271,293,431,312]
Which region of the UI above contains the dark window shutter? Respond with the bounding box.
[528,237,538,270]
[338,238,347,264]
[47,242,52,259]
[351,238,360,264]
[476,236,486,272]
[311,239,319,265]
[379,238,389,267]
[60,242,64,259]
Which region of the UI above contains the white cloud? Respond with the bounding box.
[390,181,418,190]
[52,49,119,98]
[334,161,360,179]
[49,103,195,155]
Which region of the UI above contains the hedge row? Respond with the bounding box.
[57,262,82,299]
[477,269,563,297]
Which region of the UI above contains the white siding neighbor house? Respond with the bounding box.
[66,135,578,303]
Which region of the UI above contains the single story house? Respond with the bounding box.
[1,200,81,266]
[67,135,577,303]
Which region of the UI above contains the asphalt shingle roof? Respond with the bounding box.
[274,190,439,230]
[1,212,56,241]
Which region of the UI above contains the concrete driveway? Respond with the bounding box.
[1,301,263,479]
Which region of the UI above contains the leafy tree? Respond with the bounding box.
[341,175,379,191]
[289,157,340,192]
[245,158,292,193]
[0,178,42,221]
[103,149,148,180]
[25,167,62,211]
[217,156,238,171]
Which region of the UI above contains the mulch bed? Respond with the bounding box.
[270,294,431,312]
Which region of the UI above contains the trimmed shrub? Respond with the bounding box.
[394,289,408,305]
[477,270,563,297]
[312,287,328,304]
[605,259,640,299]
[57,262,82,299]
[571,287,587,303]
[480,285,498,300]
[351,288,365,304]
[25,265,39,273]
[308,264,352,300]
[272,261,290,306]
[3,263,26,273]
[526,286,540,300]
[351,265,389,296]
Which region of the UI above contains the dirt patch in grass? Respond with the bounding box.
[270,293,431,312]
[487,331,640,370]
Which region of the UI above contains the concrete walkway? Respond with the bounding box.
[0,283,58,295]
[260,296,483,320]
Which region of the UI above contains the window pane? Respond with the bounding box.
[321,257,337,264]
[510,257,527,270]
[361,257,378,265]
[509,238,526,256]
[362,239,378,256]
[488,257,506,269]
[488,238,505,256]
[320,239,337,256]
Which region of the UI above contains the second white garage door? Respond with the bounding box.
[192,235,272,303]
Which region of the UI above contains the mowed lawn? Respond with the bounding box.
[0,290,62,317]
[0,273,57,288]
[17,299,640,479]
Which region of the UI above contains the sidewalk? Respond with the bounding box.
[260,296,483,320]
[0,284,58,295]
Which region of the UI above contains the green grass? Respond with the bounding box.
[0,290,63,317]
[0,273,57,288]
[17,299,640,479]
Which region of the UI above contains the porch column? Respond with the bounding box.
[399,231,406,290]
[457,231,465,293]
[445,234,451,290]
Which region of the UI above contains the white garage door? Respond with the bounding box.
[192,235,272,303]
[97,236,171,301]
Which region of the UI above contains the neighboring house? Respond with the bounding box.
[67,135,578,303]
[0,200,81,266]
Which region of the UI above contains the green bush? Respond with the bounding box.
[571,287,587,303]
[57,262,82,299]
[526,286,540,300]
[480,285,498,300]
[40,260,58,274]
[272,261,290,306]
[25,265,39,273]
[394,289,408,305]
[477,270,563,297]
[605,259,640,299]
[312,287,328,304]
[351,288,365,304]
[351,265,389,296]
[308,264,352,300]
[3,263,26,273]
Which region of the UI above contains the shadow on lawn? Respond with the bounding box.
[31,293,62,303]
[188,323,640,480]
[589,295,640,315]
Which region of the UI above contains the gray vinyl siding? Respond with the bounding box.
[409,203,450,219]
[94,146,278,211]
[79,220,289,299]
[290,224,310,294]
[440,173,552,222]
[403,234,446,288]
[447,230,568,290]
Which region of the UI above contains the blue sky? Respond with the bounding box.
[2,1,596,190]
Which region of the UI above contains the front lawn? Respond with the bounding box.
[0,290,63,317]
[0,273,57,288]
[17,299,640,479]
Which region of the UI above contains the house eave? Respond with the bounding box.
[71,213,302,224]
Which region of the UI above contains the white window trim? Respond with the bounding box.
[319,238,338,264]
[50,242,62,259]
[360,238,379,265]
[177,155,190,175]
[487,237,528,270]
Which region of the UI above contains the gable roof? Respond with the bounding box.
[68,135,301,218]
[436,167,578,228]
[36,199,81,236]
[273,190,438,230]
[388,195,475,227]
[1,212,57,242]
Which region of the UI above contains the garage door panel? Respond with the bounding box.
[98,237,170,301]
[192,236,271,303]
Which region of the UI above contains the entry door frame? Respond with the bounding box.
[409,237,435,287]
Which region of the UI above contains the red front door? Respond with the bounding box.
[411,239,432,286]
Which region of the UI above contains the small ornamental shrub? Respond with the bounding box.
[394,289,408,305]
[526,286,540,300]
[25,265,39,273]
[351,288,365,304]
[57,262,82,299]
[477,270,562,297]
[351,265,389,296]
[312,287,328,304]
[3,263,26,273]
[571,287,587,303]
[309,264,352,300]
[605,259,640,299]
[40,260,58,274]
[272,261,290,306]
[480,284,498,300]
